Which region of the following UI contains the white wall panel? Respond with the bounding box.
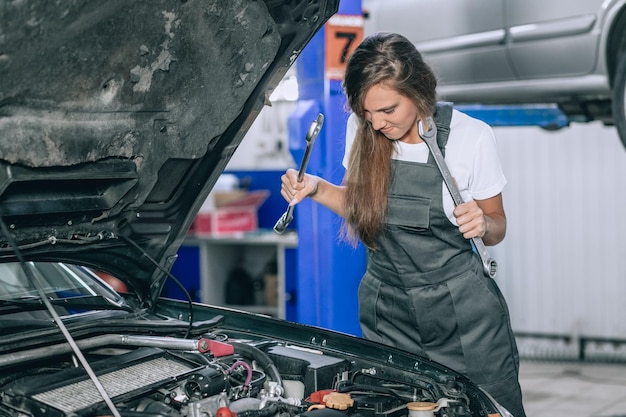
[490,122,626,346]
[227,100,296,171]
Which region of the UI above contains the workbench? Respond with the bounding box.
[180,230,298,319]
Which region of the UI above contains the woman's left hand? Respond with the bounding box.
[453,194,506,246]
[453,200,486,239]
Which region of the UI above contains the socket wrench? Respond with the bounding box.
[418,117,498,278]
[273,113,324,234]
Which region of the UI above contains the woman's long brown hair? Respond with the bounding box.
[341,32,437,249]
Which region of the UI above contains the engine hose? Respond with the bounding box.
[236,402,305,417]
[339,376,443,399]
[237,402,279,417]
[336,382,438,402]
[337,382,399,397]
[229,341,283,388]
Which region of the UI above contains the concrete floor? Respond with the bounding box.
[519,360,626,417]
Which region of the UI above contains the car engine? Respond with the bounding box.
[0,331,481,417]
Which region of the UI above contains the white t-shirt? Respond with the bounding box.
[342,109,506,225]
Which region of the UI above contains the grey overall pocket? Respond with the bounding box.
[386,195,431,233]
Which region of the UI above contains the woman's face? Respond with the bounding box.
[362,83,422,144]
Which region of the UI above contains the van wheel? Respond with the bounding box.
[612,50,626,150]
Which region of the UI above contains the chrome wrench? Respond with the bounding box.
[273,113,324,234]
[418,117,498,278]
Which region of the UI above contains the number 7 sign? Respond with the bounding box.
[325,14,364,81]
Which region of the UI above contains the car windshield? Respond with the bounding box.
[0,262,126,311]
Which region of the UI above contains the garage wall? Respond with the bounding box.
[490,122,626,357]
[227,100,296,171]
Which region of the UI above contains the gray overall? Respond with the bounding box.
[358,104,526,417]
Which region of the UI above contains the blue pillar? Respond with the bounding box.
[288,0,365,336]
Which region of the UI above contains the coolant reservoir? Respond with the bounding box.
[407,401,437,417]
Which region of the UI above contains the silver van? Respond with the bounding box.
[363,0,626,148]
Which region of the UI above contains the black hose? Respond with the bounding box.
[229,341,283,388]
[336,381,438,403]
[236,402,306,417]
[237,403,279,417]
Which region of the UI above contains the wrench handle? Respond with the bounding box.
[296,113,324,181]
[273,113,324,234]
[418,118,498,278]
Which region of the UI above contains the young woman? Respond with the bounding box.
[280,32,526,417]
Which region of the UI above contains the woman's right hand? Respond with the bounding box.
[280,168,320,206]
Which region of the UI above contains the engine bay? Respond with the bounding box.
[0,330,483,417]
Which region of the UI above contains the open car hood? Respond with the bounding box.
[0,0,338,302]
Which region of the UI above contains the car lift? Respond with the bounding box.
[455,103,570,130]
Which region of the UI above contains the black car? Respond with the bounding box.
[0,2,511,417]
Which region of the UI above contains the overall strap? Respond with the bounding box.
[432,101,453,157]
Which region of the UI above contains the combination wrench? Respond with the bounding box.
[418,117,498,278]
[273,113,324,234]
